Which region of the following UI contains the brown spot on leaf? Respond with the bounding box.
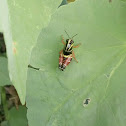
[13,47,16,54]
[13,42,16,45]
[12,42,17,54]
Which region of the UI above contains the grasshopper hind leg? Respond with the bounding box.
[59,50,64,71]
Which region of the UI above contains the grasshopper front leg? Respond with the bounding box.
[73,43,81,48]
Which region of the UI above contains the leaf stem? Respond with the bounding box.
[1,86,9,120]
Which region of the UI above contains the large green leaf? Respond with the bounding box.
[8,106,27,126]
[26,0,126,125]
[0,0,62,104]
[1,106,27,126]
[0,57,10,86]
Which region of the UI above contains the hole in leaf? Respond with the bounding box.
[83,98,91,107]
[28,64,40,71]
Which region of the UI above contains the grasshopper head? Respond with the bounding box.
[65,39,74,51]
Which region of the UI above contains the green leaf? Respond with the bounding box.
[1,121,9,126]
[0,106,27,126]
[8,106,27,126]
[0,0,62,104]
[1,106,27,126]
[0,57,10,86]
[26,0,126,125]
[120,0,126,2]
[0,13,2,32]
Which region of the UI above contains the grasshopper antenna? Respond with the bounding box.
[72,34,78,39]
[65,30,70,39]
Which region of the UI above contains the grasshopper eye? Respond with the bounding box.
[70,40,74,44]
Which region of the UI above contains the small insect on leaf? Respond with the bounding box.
[83,98,91,107]
[59,31,80,71]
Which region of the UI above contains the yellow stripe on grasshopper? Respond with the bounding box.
[63,54,72,58]
[68,44,73,51]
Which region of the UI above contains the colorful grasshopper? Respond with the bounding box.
[59,31,81,71]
